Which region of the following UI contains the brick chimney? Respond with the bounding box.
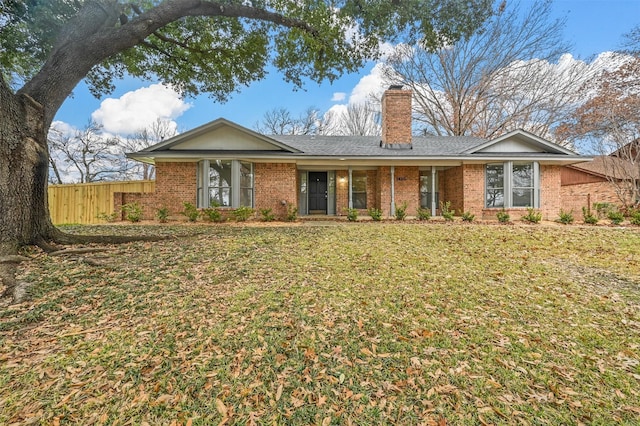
[381,85,412,149]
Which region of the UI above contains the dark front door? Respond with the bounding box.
[308,172,328,214]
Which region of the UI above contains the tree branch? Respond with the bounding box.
[20,0,319,129]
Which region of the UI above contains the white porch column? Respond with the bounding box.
[390,166,396,216]
[348,166,353,209]
[431,167,437,216]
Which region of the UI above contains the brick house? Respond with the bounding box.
[124,86,591,220]
[561,155,639,212]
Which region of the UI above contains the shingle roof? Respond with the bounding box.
[570,156,639,180]
[270,135,486,156]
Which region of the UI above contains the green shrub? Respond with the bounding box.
[608,210,624,225]
[201,207,223,222]
[394,201,408,221]
[346,208,358,222]
[522,207,542,224]
[556,209,574,225]
[416,207,431,221]
[630,210,640,226]
[461,211,475,222]
[496,209,510,223]
[593,202,615,219]
[156,206,169,223]
[260,208,276,222]
[122,202,143,223]
[582,206,598,225]
[232,206,254,222]
[285,205,298,222]
[97,211,118,222]
[182,202,199,222]
[368,207,383,221]
[440,201,455,221]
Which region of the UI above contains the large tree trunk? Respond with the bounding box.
[0,91,59,250]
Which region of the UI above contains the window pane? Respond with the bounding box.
[486,189,504,207]
[513,163,533,188]
[486,164,504,207]
[240,162,253,188]
[353,193,367,209]
[352,171,367,192]
[209,187,230,207]
[512,188,533,207]
[240,188,253,207]
[210,160,232,187]
[420,192,439,208]
[486,164,504,189]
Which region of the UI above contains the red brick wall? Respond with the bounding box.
[377,166,391,217]
[539,165,562,219]
[336,170,348,215]
[381,88,412,146]
[393,166,420,216]
[461,164,485,215]
[561,181,625,214]
[442,166,464,214]
[376,166,421,218]
[114,162,197,220]
[254,163,297,218]
[113,192,159,220]
[336,170,379,215]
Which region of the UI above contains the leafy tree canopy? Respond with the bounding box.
[1,0,493,103]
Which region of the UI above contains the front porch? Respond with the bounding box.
[294,166,450,218]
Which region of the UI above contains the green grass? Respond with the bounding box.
[1,223,639,424]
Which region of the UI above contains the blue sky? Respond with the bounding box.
[53,0,640,135]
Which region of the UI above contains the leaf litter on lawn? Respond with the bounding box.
[1,223,639,425]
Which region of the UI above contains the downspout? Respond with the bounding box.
[390,166,395,216]
[348,166,353,209]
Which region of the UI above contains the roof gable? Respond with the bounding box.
[140,118,300,153]
[465,129,577,155]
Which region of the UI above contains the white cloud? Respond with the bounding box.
[91,84,190,136]
[331,92,346,102]
[347,62,387,105]
[49,120,77,138]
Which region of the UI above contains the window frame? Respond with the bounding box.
[198,160,254,208]
[485,161,539,209]
[351,170,367,209]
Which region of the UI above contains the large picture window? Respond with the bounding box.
[199,160,254,208]
[485,162,539,208]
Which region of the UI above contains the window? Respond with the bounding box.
[485,162,538,208]
[199,160,254,208]
[485,164,505,208]
[239,161,254,207]
[352,171,367,209]
[419,170,439,208]
[512,163,534,207]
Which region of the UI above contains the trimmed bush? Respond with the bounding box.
[496,209,510,223]
[556,209,574,225]
[521,207,542,224]
[368,208,383,221]
[394,202,408,221]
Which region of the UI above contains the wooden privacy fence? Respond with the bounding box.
[48,180,155,224]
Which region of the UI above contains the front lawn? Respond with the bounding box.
[1,223,639,425]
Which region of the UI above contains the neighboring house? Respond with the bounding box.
[561,155,640,212]
[123,86,589,220]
